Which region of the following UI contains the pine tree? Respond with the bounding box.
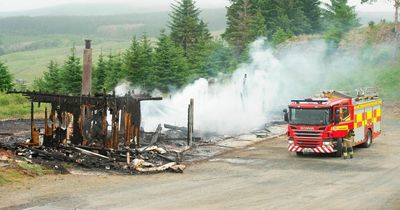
[139,34,155,91]
[0,60,13,92]
[124,36,142,87]
[60,47,82,95]
[303,0,322,33]
[104,53,124,92]
[272,27,292,46]
[256,0,322,38]
[223,0,253,57]
[124,34,155,90]
[33,77,47,92]
[223,0,267,57]
[44,61,62,92]
[33,61,62,93]
[201,40,238,77]
[153,31,188,93]
[93,52,107,93]
[189,39,214,79]
[323,0,359,44]
[197,20,213,44]
[169,0,211,57]
[273,0,311,36]
[324,0,359,32]
[249,9,267,40]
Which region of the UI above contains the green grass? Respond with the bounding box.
[17,162,53,176]
[376,64,400,99]
[0,169,24,185]
[0,40,130,84]
[0,92,49,120]
[335,60,400,100]
[0,162,53,186]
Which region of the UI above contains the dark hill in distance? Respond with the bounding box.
[0,8,227,39]
[0,3,175,17]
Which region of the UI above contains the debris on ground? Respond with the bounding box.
[0,118,286,175]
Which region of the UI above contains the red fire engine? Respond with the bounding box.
[283,90,382,157]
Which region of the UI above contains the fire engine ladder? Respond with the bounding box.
[321,90,352,99]
[355,87,379,100]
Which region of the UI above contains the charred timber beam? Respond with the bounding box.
[138,97,163,101]
[71,107,83,145]
[149,124,162,145]
[7,91,162,103]
[164,124,188,133]
[0,133,14,136]
[163,137,202,141]
[188,99,194,146]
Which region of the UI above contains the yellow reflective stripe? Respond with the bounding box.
[356,113,362,122]
[333,125,348,131]
[376,108,381,117]
[367,111,372,120]
[354,100,382,109]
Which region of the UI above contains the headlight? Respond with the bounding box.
[323,141,331,146]
[288,140,294,144]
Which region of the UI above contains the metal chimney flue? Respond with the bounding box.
[82,39,92,96]
[85,40,91,49]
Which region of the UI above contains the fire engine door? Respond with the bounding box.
[333,106,351,134]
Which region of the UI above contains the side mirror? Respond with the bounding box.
[283,109,289,122]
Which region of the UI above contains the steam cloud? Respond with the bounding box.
[115,38,395,135]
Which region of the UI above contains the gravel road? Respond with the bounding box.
[1,106,399,210]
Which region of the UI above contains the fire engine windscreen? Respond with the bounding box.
[289,108,331,126]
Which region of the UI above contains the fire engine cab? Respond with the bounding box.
[283,90,382,157]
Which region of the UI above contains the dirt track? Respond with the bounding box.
[1,105,400,210]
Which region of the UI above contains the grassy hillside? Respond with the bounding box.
[0,92,49,119]
[0,40,130,83]
[0,8,226,40]
[0,7,226,84]
[338,23,400,99]
[0,8,226,83]
[336,61,400,99]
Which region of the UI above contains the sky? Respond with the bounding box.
[0,0,394,12]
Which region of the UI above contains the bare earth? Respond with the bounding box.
[1,105,400,210]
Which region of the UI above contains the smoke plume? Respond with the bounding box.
[116,38,395,135]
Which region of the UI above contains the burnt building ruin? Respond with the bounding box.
[9,40,162,151]
[10,91,162,150]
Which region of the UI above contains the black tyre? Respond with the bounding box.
[334,138,343,157]
[296,152,304,156]
[361,129,372,148]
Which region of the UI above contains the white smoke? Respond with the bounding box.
[116,38,395,135]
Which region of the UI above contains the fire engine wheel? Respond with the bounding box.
[361,129,373,148]
[334,138,343,157]
[296,152,304,156]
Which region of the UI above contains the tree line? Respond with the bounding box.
[224,0,360,56]
[0,0,364,94]
[34,0,238,94]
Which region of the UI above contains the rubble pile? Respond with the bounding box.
[0,118,286,175]
[19,145,186,174]
[0,123,191,174]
